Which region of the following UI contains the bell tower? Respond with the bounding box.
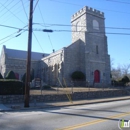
[71,6,105,43]
[71,6,111,86]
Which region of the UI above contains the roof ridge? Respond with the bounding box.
[6,48,47,54]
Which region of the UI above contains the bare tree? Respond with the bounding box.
[111,66,122,81]
[121,64,130,76]
[111,64,130,81]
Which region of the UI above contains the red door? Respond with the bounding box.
[15,73,19,80]
[94,70,100,83]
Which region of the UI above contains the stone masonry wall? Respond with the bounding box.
[0,90,129,104]
[63,40,86,85]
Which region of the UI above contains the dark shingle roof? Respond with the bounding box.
[5,48,49,60]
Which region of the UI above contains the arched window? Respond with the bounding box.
[76,21,81,32]
[94,70,100,83]
[93,20,99,30]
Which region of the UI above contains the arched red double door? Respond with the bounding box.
[94,70,100,83]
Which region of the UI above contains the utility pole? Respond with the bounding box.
[24,0,33,107]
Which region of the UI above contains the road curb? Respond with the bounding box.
[1,96,130,112]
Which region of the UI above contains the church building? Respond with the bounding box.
[0,6,111,86]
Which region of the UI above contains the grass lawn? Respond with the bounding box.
[30,86,119,95]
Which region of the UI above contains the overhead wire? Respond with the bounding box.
[19,0,45,54]
[49,0,83,6]
[0,24,28,30]
[20,0,28,20]
[0,36,16,45]
[46,30,130,35]
[0,23,130,35]
[0,29,27,46]
[106,0,130,4]
[50,0,130,14]
[38,4,54,51]
[34,23,130,30]
[0,1,26,25]
[0,1,29,46]
[0,1,29,24]
[0,24,28,45]
[0,0,14,14]
[0,31,18,42]
[29,0,39,19]
[33,0,39,13]
[0,30,130,46]
[31,0,45,53]
[0,23,130,33]
[0,1,21,19]
[33,32,44,53]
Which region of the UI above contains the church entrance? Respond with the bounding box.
[94,70,100,83]
[15,73,19,80]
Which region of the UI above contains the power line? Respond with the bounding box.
[50,0,130,14]
[33,0,39,13]
[34,23,130,30]
[0,0,14,14]
[38,4,54,51]
[0,29,26,45]
[0,24,28,45]
[106,0,130,4]
[53,30,130,35]
[50,0,83,6]
[0,1,26,25]
[20,0,28,20]
[0,31,18,42]
[33,32,44,53]
[0,2,29,24]
[41,29,130,35]
[99,8,130,14]
[0,29,129,46]
[0,36,16,45]
[0,24,28,30]
[0,1,21,19]
[0,23,130,35]
[0,30,25,45]
[1,22,130,32]
[32,28,130,35]
[29,0,39,21]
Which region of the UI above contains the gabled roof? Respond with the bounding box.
[4,46,49,60]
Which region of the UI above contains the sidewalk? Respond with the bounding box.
[0,96,130,112]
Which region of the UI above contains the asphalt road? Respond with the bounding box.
[0,100,130,130]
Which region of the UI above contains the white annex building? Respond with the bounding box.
[0,6,111,86]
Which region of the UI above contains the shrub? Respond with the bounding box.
[71,71,85,81]
[42,85,51,89]
[22,73,33,83]
[0,80,25,95]
[122,76,129,84]
[111,79,125,86]
[5,70,17,79]
[22,73,26,82]
[0,73,3,79]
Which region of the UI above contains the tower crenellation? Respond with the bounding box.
[71,6,104,22]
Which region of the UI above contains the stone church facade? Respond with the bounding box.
[0,6,111,86]
[0,45,48,80]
